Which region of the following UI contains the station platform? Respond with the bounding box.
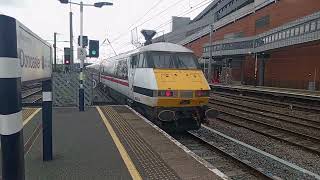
[210,84,320,100]
[9,106,221,180]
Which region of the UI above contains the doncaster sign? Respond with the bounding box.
[0,15,52,82]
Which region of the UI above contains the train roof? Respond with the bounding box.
[138,42,193,53]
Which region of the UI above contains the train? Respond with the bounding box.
[87,42,210,131]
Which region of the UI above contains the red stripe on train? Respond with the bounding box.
[101,75,129,87]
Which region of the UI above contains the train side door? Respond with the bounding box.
[129,55,138,100]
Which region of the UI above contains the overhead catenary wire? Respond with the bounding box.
[104,0,214,56]
[108,0,189,44]
[107,39,117,56]
[99,0,165,54]
[111,0,212,50]
[131,0,188,30]
[127,0,165,30]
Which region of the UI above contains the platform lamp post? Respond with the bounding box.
[58,0,113,111]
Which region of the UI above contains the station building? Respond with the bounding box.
[154,0,320,90]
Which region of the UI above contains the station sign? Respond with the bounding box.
[0,15,52,82]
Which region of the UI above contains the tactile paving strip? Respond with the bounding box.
[102,106,181,180]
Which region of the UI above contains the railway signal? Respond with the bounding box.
[89,40,99,58]
[64,47,71,65]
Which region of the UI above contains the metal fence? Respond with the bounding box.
[52,70,93,107]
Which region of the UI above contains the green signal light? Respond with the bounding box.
[92,50,96,55]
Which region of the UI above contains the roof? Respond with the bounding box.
[191,0,219,23]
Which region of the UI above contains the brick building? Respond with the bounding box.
[154,0,320,90]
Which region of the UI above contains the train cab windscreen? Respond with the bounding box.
[148,52,199,69]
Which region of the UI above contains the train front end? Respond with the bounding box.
[132,45,210,131]
[153,68,210,131]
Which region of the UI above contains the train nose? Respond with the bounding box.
[158,110,175,121]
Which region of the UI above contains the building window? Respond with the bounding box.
[282,31,286,39]
[275,33,279,41]
[317,20,320,30]
[305,23,310,32]
[290,29,295,37]
[255,15,270,28]
[294,27,299,36]
[299,25,305,34]
[311,21,316,31]
[286,30,290,38]
[279,32,283,40]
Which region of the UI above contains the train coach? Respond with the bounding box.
[88,42,210,131]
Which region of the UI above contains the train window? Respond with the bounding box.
[136,53,149,68]
[175,54,198,69]
[121,60,128,79]
[131,55,138,68]
[149,52,198,69]
[115,60,128,80]
[151,53,175,69]
[137,53,145,68]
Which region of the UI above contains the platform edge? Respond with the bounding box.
[125,105,229,180]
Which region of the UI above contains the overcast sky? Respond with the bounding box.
[0,0,211,63]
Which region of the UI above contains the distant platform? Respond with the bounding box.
[3,106,222,179]
[210,84,320,100]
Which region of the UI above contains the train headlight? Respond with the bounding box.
[195,90,210,97]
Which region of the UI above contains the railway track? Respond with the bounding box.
[22,87,42,99]
[208,95,320,155]
[185,125,320,180]
[23,94,42,104]
[212,91,320,114]
[210,99,320,135]
[211,92,320,122]
[172,131,269,179]
[22,84,42,106]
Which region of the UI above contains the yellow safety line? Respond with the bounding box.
[96,106,142,180]
[23,108,41,126]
